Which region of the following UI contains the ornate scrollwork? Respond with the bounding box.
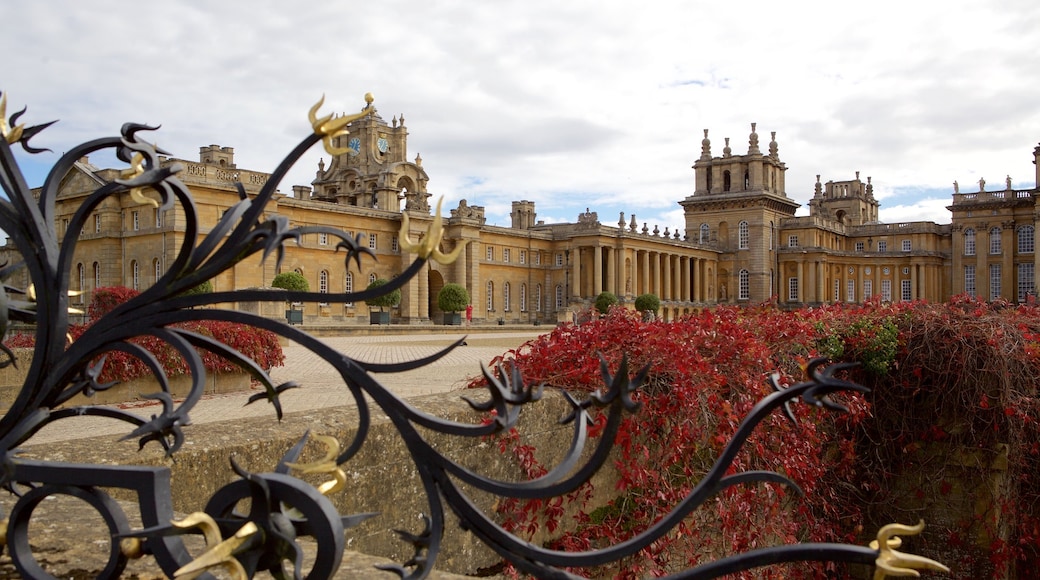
[0,91,946,579]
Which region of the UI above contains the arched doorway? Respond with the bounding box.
[428,268,445,322]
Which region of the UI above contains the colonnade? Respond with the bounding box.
[781,258,944,304]
[569,244,714,304]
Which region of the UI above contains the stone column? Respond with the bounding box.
[910,264,918,301]
[418,261,429,320]
[640,250,650,296]
[593,245,603,296]
[653,253,662,296]
[795,261,803,303]
[571,247,581,299]
[662,254,672,300]
[606,247,616,296]
[681,257,690,302]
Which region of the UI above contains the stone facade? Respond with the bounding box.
[4,100,1039,324]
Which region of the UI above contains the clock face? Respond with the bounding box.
[347,137,361,156]
[377,137,389,153]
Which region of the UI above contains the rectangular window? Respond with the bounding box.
[990,228,1003,254]
[318,232,328,246]
[520,284,527,311]
[965,265,976,296]
[847,279,856,303]
[503,248,510,263]
[132,211,139,231]
[877,240,888,252]
[535,252,541,266]
[391,236,399,253]
[788,235,799,248]
[881,279,892,302]
[901,239,911,252]
[1020,227,1035,254]
[368,233,377,250]
[855,242,864,252]
[487,246,494,261]
[155,208,163,228]
[95,214,102,233]
[519,250,526,265]
[990,264,1002,300]
[1018,263,1034,302]
[787,277,799,302]
[62,218,69,235]
[863,279,873,299]
[901,279,912,302]
[555,253,563,267]
[834,279,840,302]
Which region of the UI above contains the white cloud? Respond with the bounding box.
[3,0,1038,230]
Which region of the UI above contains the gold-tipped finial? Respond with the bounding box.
[399,197,468,264]
[171,512,258,580]
[870,520,949,579]
[284,433,347,495]
[0,92,24,145]
[117,152,160,208]
[309,93,376,156]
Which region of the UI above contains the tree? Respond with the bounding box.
[594,291,619,314]
[365,278,401,311]
[271,272,309,292]
[437,283,470,313]
[634,293,660,320]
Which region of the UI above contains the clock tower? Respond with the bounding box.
[311,96,431,213]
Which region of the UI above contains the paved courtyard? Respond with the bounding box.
[22,330,547,447]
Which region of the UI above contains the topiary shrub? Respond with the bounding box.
[365,278,401,311]
[634,293,659,319]
[271,271,309,292]
[437,283,470,313]
[180,280,214,297]
[594,291,618,314]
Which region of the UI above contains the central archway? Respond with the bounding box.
[428,268,446,322]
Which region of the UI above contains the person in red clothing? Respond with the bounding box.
[465,303,473,326]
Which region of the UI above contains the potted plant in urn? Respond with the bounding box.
[271,271,309,325]
[437,283,469,326]
[365,278,401,325]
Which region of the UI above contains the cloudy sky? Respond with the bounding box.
[4,0,1039,234]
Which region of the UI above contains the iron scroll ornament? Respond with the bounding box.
[0,92,948,579]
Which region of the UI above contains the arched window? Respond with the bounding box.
[699,223,710,243]
[520,283,527,312]
[1018,225,1034,254]
[345,272,354,307]
[504,282,511,312]
[130,260,139,290]
[555,284,563,309]
[964,228,976,256]
[486,281,494,311]
[319,270,329,306]
[743,170,750,190]
[369,273,377,284]
[723,170,731,192]
[535,284,542,312]
[76,263,84,303]
[990,227,1002,255]
[738,269,750,300]
[738,221,749,250]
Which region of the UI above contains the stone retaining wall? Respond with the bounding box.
[17,389,617,576]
